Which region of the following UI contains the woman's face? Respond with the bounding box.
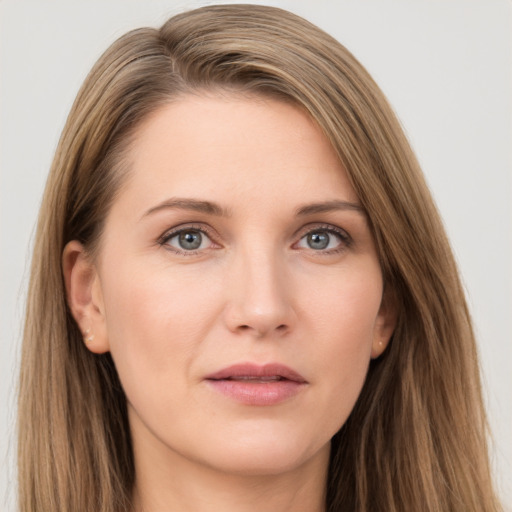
[70,93,394,477]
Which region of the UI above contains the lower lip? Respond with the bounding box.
[206,379,306,406]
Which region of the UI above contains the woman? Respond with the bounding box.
[17,4,502,511]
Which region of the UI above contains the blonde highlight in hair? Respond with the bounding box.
[18,4,501,511]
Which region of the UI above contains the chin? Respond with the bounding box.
[193,426,332,477]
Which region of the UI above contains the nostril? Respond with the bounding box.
[235,323,288,335]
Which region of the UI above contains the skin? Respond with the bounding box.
[64,93,396,512]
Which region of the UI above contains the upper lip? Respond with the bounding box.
[205,363,307,383]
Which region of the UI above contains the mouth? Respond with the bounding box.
[218,376,286,382]
[205,362,307,383]
[204,363,307,405]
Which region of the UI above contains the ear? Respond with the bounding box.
[371,287,397,359]
[62,240,110,354]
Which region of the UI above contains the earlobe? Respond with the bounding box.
[371,288,398,359]
[62,240,110,354]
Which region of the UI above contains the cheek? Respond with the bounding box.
[99,259,222,392]
[300,268,382,423]
[302,262,383,348]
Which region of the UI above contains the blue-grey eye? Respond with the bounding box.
[179,231,202,250]
[307,232,330,250]
[166,229,210,251]
[296,229,345,251]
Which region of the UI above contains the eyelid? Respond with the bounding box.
[293,223,352,252]
[157,221,351,255]
[157,223,219,254]
[294,222,351,239]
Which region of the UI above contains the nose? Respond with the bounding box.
[223,247,296,338]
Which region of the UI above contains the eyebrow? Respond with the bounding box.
[141,198,231,219]
[295,200,365,216]
[141,197,365,220]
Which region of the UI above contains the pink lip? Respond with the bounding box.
[204,363,308,406]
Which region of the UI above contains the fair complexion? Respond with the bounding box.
[64,93,395,512]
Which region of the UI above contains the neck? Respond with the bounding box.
[130,431,329,512]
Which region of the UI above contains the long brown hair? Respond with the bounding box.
[18,4,501,511]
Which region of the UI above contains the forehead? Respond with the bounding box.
[117,93,359,215]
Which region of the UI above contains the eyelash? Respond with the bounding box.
[157,223,352,256]
[295,224,352,255]
[157,224,219,256]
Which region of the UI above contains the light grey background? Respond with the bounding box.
[1,1,511,510]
